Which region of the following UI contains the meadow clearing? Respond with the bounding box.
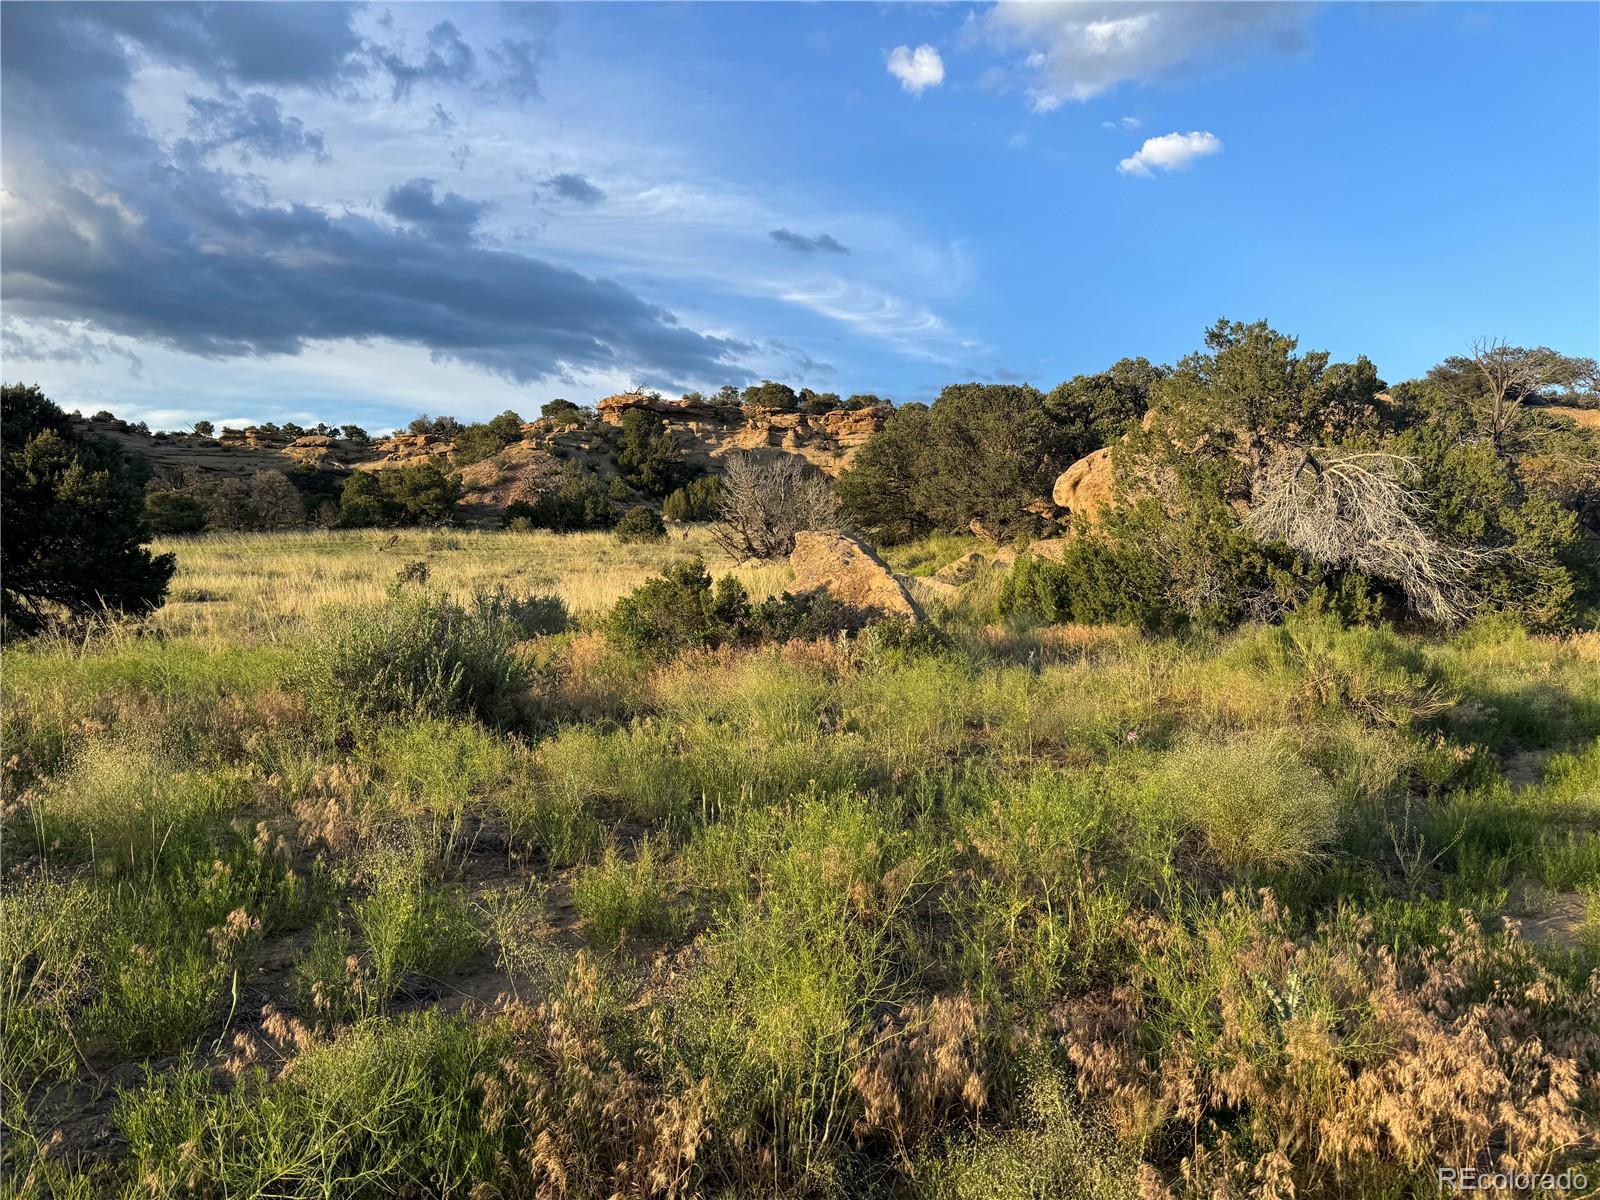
[3,526,1598,1198]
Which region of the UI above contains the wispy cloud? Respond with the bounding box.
[770,228,849,255]
[975,2,1313,107]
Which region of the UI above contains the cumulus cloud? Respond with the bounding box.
[185,93,329,162]
[769,228,850,256]
[383,178,490,240]
[1116,130,1222,176]
[887,44,945,94]
[977,2,1313,105]
[542,173,606,205]
[0,3,748,389]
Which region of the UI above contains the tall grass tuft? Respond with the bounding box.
[293,584,545,728]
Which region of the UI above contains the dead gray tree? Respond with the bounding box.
[1245,448,1495,623]
[1460,339,1598,454]
[712,453,841,561]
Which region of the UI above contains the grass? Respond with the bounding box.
[142,525,792,643]
[3,528,1598,1198]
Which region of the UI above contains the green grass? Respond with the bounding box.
[3,529,1598,1198]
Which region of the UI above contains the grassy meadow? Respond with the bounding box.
[3,527,1598,1198]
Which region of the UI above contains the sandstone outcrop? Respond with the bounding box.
[789,532,924,621]
[1052,446,1116,523]
[595,393,888,477]
[353,432,456,472]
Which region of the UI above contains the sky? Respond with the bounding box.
[2,1,1596,434]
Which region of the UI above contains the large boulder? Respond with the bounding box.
[789,532,924,622]
[1051,446,1116,523]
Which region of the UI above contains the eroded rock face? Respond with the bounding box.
[354,432,456,472]
[789,532,924,622]
[1052,446,1116,523]
[595,393,888,477]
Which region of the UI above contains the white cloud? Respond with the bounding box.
[1116,130,1222,176]
[976,2,1313,104]
[887,44,945,94]
[1101,115,1142,130]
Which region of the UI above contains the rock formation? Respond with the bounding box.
[596,393,888,477]
[1052,446,1116,524]
[789,532,924,622]
[352,433,455,472]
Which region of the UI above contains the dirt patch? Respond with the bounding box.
[1499,882,1593,953]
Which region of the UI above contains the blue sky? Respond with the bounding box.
[3,2,1596,433]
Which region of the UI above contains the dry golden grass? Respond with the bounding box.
[1543,404,1600,431]
[149,525,794,642]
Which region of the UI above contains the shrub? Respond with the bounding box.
[339,465,459,528]
[836,403,934,546]
[294,585,534,727]
[613,504,666,544]
[746,588,879,644]
[499,592,570,637]
[914,383,1073,542]
[1146,731,1340,872]
[502,466,616,532]
[604,557,911,661]
[571,839,680,949]
[144,489,207,534]
[2,384,176,633]
[616,408,690,496]
[662,474,722,522]
[915,1067,1140,1200]
[604,558,747,658]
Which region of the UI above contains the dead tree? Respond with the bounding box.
[712,453,841,561]
[1245,448,1494,623]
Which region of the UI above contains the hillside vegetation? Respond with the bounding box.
[3,320,1598,1197]
[4,526,1599,1198]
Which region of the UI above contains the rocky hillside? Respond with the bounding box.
[81,396,888,522]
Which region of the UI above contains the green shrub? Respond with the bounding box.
[604,558,895,659]
[603,558,748,658]
[144,489,207,534]
[294,585,533,727]
[571,838,681,949]
[502,467,616,532]
[339,465,460,528]
[1147,731,1340,872]
[616,408,691,496]
[2,384,176,633]
[915,1067,1141,1200]
[662,474,722,522]
[613,504,666,544]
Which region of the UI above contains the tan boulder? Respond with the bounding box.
[1052,446,1116,523]
[789,532,924,622]
[934,551,989,584]
[905,575,963,606]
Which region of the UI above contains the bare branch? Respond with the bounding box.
[711,453,842,561]
[1245,448,1495,623]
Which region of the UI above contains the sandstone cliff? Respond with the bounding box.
[595,393,887,477]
